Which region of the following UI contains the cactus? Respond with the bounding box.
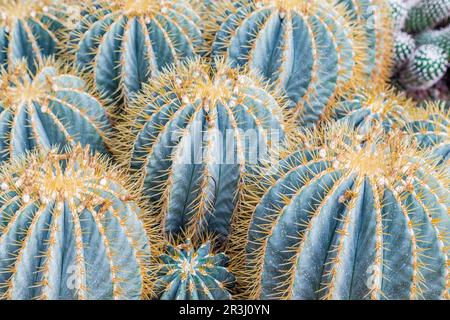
[0,0,67,73]
[116,58,291,244]
[416,25,450,57]
[230,124,449,300]
[205,0,368,126]
[403,102,450,164]
[388,0,408,31]
[399,44,448,90]
[338,0,394,84]
[393,32,416,67]
[326,85,412,134]
[405,0,450,33]
[0,145,151,300]
[0,60,112,162]
[67,0,205,108]
[154,240,234,300]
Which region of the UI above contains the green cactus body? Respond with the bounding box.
[0,146,151,300]
[327,86,411,134]
[393,32,416,68]
[405,0,450,33]
[399,44,448,90]
[117,59,290,243]
[0,0,66,73]
[231,125,449,300]
[338,0,394,83]
[416,25,450,58]
[0,61,112,162]
[206,0,367,126]
[155,240,234,300]
[68,0,204,107]
[403,103,450,164]
[388,0,408,30]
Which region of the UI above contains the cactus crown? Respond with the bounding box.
[0,0,52,22]
[86,0,173,17]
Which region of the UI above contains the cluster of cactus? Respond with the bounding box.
[390,0,450,92]
[0,0,448,301]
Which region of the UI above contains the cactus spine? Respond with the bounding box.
[230,125,449,300]
[0,60,112,162]
[116,58,290,244]
[0,146,151,300]
[67,0,205,107]
[0,0,67,73]
[155,240,235,300]
[205,0,368,126]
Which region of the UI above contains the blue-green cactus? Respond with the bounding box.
[0,60,112,162]
[405,0,450,33]
[416,25,450,58]
[388,0,408,31]
[0,0,66,73]
[393,32,416,68]
[68,0,205,107]
[206,0,367,126]
[155,240,234,300]
[116,59,290,243]
[231,124,449,300]
[399,44,449,90]
[0,146,151,300]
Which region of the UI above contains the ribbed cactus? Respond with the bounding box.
[326,85,411,134]
[230,125,449,300]
[416,25,450,57]
[388,0,408,31]
[403,102,449,164]
[338,0,394,83]
[393,32,416,67]
[405,0,450,33]
[117,59,290,244]
[399,44,448,90]
[0,146,151,300]
[0,0,67,73]
[68,0,205,107]
[155,240,234,300]
[205,0,367,125]
[0,60,111,162]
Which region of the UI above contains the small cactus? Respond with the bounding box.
[393,32,416,68]
[116,58,291,244]
[0,60,112,162]
[0,0,67,73]
[416,25,450,58]
[67,0,205,108]
[389,0,408,31]
[399,44,448,90]
[230,124,449,300]
[0,146,151,300]
[405,0,450,33]
[155,240,235,300]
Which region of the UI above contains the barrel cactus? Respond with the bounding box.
[0,146,151,300]
[205,0,367,125]
[399,44,449,90]
[0,0,67,73]
[116,58,290,244]
[67,0,205,107]
[155,240,234,300]
[0,60,112,162]
[231,124,449,299]
[405,0,450,33]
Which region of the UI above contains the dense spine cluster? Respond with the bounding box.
[405,0,450,33]
[230,125,449,300]
[0,146,151,300]
[0,61,112,162]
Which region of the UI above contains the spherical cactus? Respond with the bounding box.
[116,58,291,244]
[393,32,416,68]
[205,0,367,126]
[388,0,408,31]
[0,0,67,73]
[338,0,394,84]
[325,85,412,134]
[399,44,449,90]
[0,146,151,300]
[0,60,112,162]
[416,25,450,58]
[403,102,449,164]
[230,124,449,300]
[154,240,235,300]
[67,0,205,107]
[405,0,450,33]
